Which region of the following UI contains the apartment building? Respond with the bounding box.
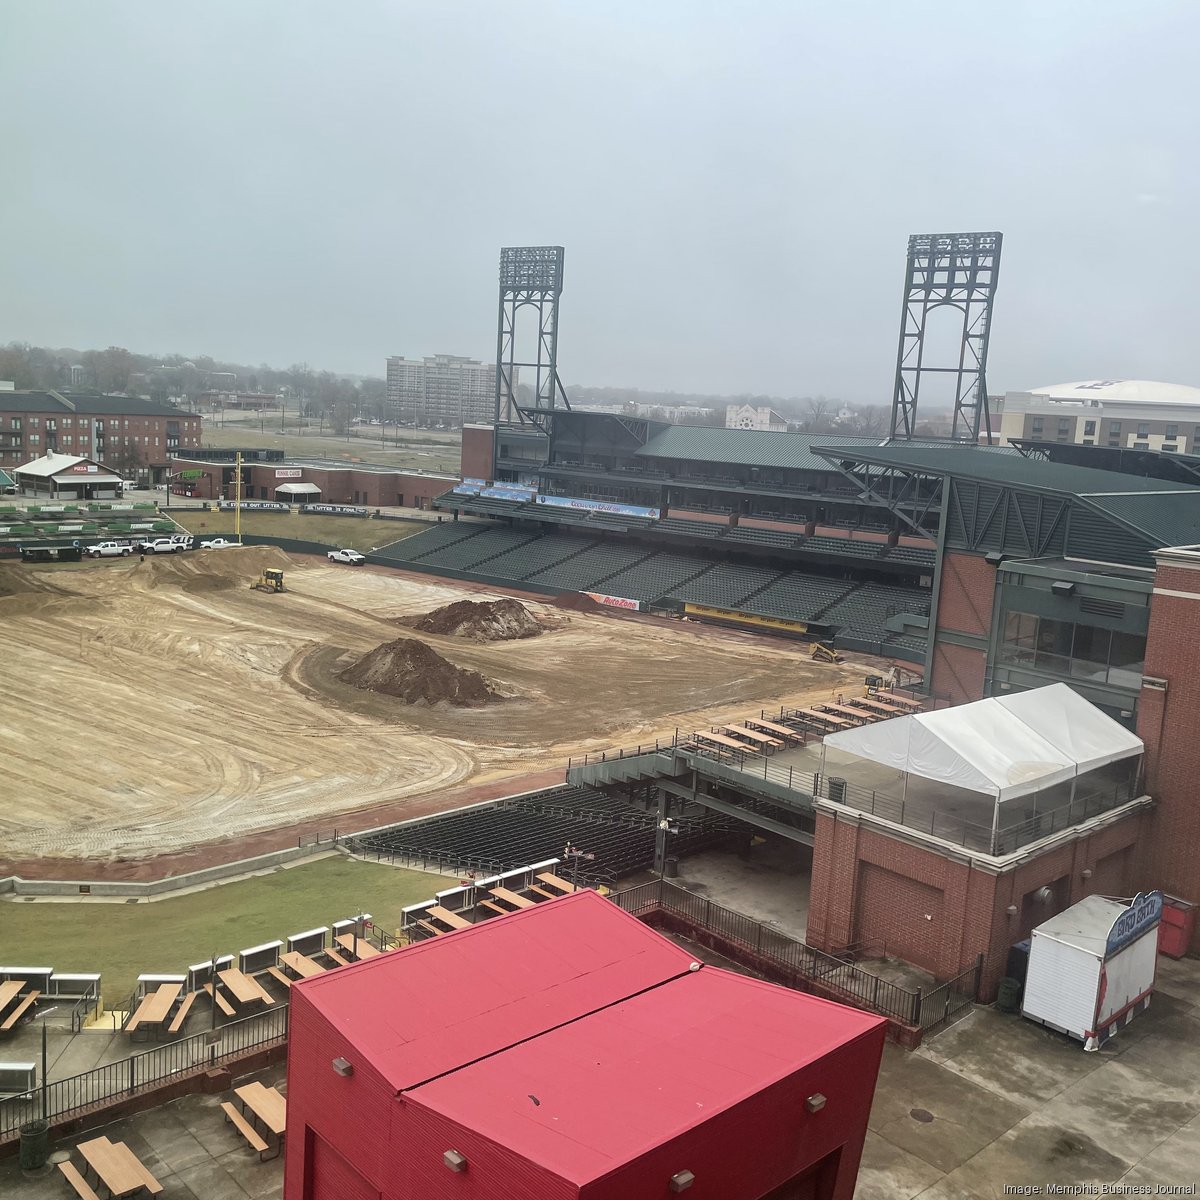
[385,354,509,428]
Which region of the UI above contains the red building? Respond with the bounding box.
[284,891,885,1200]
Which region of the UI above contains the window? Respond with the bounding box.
[1162,444,1178,453]
[1166,425,1178,438]
[1058,419,1071,432]
[1109,421,1122,433]
[1031,418,1044,431]
[1137,423,1149,436]
[11,418,20,431]
[1134,441,1149,450]
[1084,420,1096,435]
[999,610,1147,687]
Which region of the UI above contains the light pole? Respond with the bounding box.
[657,818,679,884]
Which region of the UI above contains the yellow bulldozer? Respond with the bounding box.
[250,568,286,594]
[811,642,845,664]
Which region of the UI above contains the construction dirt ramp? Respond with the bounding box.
[412,597,544,641]
[338,636,502,707]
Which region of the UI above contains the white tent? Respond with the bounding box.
[822,684,1142,804]
[275,482,321,496]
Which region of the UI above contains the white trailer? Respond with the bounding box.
[1022,891,1162,1050]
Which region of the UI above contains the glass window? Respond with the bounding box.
[1071,624,1111,679]
[1166,425,1178,438]
[1109,421,1122,432]
[1137,423,1149,436]
[1108,630,1146,688]
[1084,420,1096,435]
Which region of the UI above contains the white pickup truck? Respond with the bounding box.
[139,537,184,555]
[327,548,366,565]
[85,541,134,558]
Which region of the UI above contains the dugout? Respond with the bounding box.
[284,889,885,1200]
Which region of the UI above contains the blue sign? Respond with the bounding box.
[481,485,536,503]
[534,494,660,520]
[452,484,482,496]
[1106,891,1163,956]
[461,477,487,488]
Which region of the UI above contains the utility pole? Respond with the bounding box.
[234,451,242,545]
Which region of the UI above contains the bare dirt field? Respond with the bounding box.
[0,548,872,866]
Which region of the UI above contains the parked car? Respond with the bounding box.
[85,541,133,558]
[139,537,184,554]
[169,533,194,549]
[327,548,366,565]
[200,536,237,550]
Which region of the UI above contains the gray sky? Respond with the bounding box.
[2,1,1198,401]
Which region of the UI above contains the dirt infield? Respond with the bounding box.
[0,549,872,866]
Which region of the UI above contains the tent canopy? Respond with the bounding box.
[275,482,321,495]
[822,684,1142,802]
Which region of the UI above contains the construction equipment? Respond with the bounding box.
[250,568,286,594]
[811,643,845,664]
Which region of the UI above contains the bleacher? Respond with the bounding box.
[801,535,885,559]
[723,526,801,549]
[823,582,931,640]
[349,784,737,885]
[668,562,784,609]
[525,541,656,591]
[742,573,857,622]
[387,521,484,562]
[455,496,532,518]
[655,517,725,539]
[883,544,936,567]
[593,552,714,603]
[409,527,542,571]
[481,533,597,579]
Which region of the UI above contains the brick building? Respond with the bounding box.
[0,390,201,483]
[169,453,455,509]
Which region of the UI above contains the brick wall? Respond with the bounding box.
[1135,559,1200,948]
[930,642,987,704]
[460,425,494,483]
[936,552,997,637]
[808,807,1146,1000]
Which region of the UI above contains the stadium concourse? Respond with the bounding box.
[347,411,1200,998]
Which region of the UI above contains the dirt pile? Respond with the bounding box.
[414,597,544,641]
[553,591,603,613]
[338,637,501,706]
[143,545,294,592]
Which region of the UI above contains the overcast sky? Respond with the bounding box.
[2,1,1198,401]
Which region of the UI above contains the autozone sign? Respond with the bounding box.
[274,469,303,479]
[583,591,641,611]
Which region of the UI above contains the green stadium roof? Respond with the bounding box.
[815,442,1200,551]
[635,428,890,472]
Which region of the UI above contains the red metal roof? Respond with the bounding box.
[404,966,884,1184]
[294,890,698,1092]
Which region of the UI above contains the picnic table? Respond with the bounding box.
[536,872,577,895]
[879,692,924,710]
[725,724,783,748]
[819,702,875,723]
[0,980,39,1031]
[236,1080,287,1136]
[218,968,274,1009]
[280,951,325,979]
[792,706,852,729]
[76,1135,162,1197]
[126,983,183,1034]
[335,933,381,958]
[425,905,471,931]
[693,728,760,754]
[747,717,805,742]
[490,886,535,910]
[853,697,904,718]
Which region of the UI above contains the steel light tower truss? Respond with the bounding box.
[889,232,1002,443]
[494,246,570,432]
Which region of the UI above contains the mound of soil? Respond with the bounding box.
[414,597,543,641]
[338,637,501,707]
[553,591,603,613]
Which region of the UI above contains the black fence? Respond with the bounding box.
[608,880,980,1032]
[0,1004,288,1143]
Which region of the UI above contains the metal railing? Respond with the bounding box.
[608,880,933,1027]
[819,775,1140,857]
[0,1004,288,1142]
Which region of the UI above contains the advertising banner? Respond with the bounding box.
[69,463,99,473]
[461,477,487,488]
[481,485,536,502]
[452,483,482,496]
[300,504,369,517]
[583,591,642,611]
[683,603,809,635]
[535,494,659,520]
[274,469,303,479]
[1106,891,1164,956]
[217,501,289,512]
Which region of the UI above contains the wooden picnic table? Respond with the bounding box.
[280,951,325,979]
[335,933,381,958]
[693,729,760,754]
[490,886,535,910]
[726,725,783,748]
[853,697,904,717]
[0,981,23,1017]
[536,872,577,895]
[819,702,875,722]
[218,968,273,1008]
[425,905,471,931]
[793,706,852,728]
[141,982,182,1024]
[746,717,804,741]
[235,1080,287,1137]
[78,1135,162,1197]
[876,692,924,710]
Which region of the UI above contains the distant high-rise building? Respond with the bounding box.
[385,354,512,428]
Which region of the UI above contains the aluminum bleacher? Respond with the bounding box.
[525,541,657,591]
[482,533,597,579]
[656,517,725,539]
[593,553,714,602]
[377,521,485,563]
[723,526,801,549]
[668,562,784,609]
[742,573,857,622]
[823,582,932,639]
[411,527,543,571]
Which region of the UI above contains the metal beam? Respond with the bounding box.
[661,784,815,846]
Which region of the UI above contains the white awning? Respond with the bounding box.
[275,482,321,495]
[822,684,1142,802]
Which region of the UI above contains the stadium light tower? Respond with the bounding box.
[493,245,570,431]
[888,232,1003,443]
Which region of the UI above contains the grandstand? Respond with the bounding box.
[347,784,740,885]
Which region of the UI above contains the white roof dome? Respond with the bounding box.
[1029,380,1200,406]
